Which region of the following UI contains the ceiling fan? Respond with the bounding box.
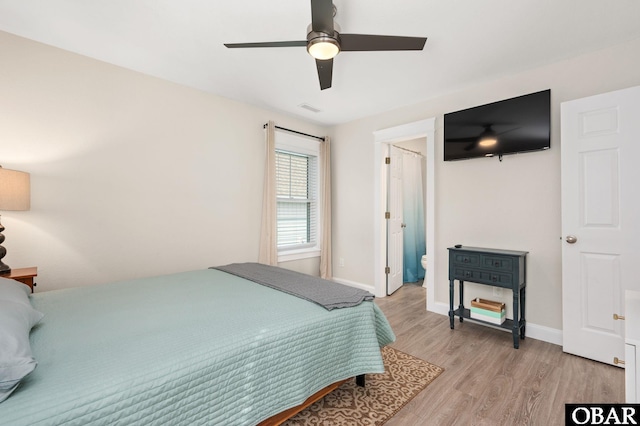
[224,0,427,90]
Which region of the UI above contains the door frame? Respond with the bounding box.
[373,118,436,311]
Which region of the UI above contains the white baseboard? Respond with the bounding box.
[332,276,375,293]
[430,301,563,346]
[331,282,564,347]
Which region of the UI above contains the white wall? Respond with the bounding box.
[331,37,640,333]
[0,31,326,290]
[3,27,640,336]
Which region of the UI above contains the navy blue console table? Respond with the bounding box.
[448,246,528,349]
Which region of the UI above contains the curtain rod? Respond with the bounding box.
[393,145,424,157]
[263,123,325,141]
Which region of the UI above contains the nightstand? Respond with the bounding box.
[1,267,38,292]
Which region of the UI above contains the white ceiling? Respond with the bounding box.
[1,0,639,126]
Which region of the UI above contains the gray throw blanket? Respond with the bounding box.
[211,262,374,310]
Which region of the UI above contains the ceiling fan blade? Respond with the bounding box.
[311,0,335,33]
[447,137,477,143]
[340,34,427,51]
[316,58,333,90]
[224,40,307,48]
[496,126,521,136]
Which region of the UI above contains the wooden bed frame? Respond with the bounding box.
[258,375,365,425]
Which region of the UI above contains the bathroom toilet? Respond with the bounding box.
[421,255,427,270]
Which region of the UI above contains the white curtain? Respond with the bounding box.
[319,136,332,279]
[402,151,426,282]
[258,121,278,265]
[259,123,332,276]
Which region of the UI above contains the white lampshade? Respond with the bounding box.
[0,167,31,211]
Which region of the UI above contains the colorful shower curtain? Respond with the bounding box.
[402,151,426,283]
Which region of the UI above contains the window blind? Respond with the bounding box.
[275,150,318,249]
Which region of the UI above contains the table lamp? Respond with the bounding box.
[0,166,30,274]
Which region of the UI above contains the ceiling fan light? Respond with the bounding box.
[307,36,340,60]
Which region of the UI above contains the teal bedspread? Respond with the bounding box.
[0,269,395,426]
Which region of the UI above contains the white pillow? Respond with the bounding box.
[0,278,44,402]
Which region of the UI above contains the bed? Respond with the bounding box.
[0,264,395,425]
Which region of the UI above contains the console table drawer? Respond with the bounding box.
[478,271,513,286]
[452,268,513,286]
[451,253,481,267]
[481,255,514,272]
[452,268,479,281]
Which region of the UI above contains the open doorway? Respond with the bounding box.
[386,141,427,296]
[392,140,427,292]
[373,118,436,312]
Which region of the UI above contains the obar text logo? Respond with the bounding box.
[566,404,640,425]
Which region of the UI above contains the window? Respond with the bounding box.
[275,131,321,259]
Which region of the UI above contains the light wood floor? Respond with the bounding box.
[374,284,624,426]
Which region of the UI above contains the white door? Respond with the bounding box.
[561,85,640,366]
[387,146,404,295]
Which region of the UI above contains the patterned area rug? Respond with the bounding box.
[283,346,444,425]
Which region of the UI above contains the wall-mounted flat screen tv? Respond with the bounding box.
[444,89,551,161]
